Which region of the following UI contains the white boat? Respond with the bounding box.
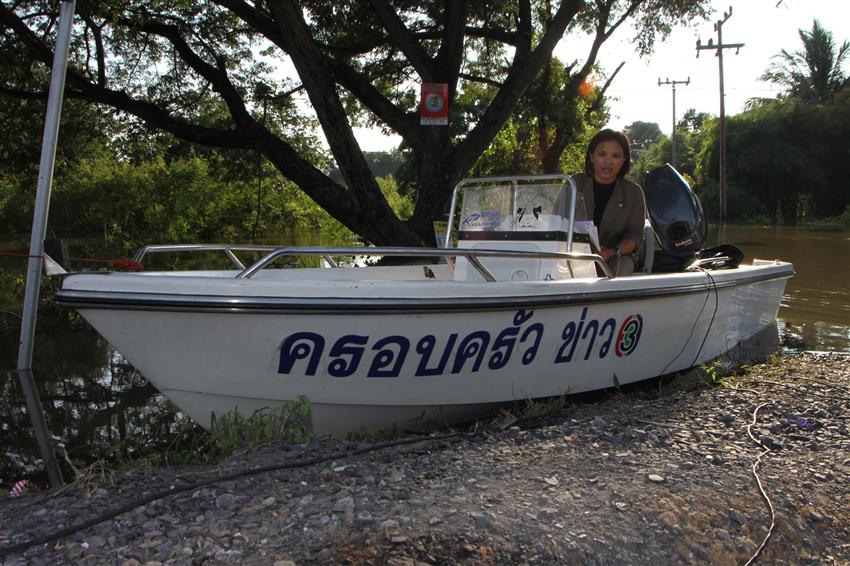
[56,174,793,436]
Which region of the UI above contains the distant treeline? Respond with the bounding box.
[631,99,850,225]
[0,100,413,250]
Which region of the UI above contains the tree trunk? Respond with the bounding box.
[409,143,459,246]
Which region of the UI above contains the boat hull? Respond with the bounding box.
[58,261,793,436]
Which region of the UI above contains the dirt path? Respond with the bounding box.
[1,353,848,565]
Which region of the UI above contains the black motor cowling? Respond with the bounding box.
[643,164,707,253]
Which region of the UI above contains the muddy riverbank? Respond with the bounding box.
[1,353,848,565]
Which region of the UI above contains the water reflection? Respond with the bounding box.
[1,232,345,487]
[1,227,848,485]
[1,308,183,486]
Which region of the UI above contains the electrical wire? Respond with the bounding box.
[659,268,716,376]
[731,364,847,564]
[744,402,777,566]
[689,268,719,367]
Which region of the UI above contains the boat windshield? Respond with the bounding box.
[450,176,591,249]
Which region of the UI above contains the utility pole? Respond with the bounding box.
[657,77,690,170]
[697,6,744,223]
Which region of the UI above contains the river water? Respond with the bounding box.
[709,225,850,352]
[1,226,848,485]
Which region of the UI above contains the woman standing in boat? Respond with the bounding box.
[574,129,647,276]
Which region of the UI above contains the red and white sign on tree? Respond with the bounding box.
[420,83,449,126]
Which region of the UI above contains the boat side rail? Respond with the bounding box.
[132,244,340,270]
[235,246,613,281]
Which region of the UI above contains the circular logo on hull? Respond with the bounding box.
[615,314,643,357]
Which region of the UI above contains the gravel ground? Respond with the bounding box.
[0,352,848,565]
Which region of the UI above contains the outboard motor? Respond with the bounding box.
[643,164,745,272]
[643,164,708,272]
[643,164,707,253]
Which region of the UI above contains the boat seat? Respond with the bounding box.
[453,229,596,281]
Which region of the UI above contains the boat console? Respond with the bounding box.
[447,175,598,281]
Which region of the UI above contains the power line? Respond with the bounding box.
[658,77,690,169]
[697,5,745,225]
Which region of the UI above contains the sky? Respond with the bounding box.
[354,0,850,150]
[590,0,850,134]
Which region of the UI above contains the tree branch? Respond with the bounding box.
[368,0,435,81]
[453,0,583,172]
[516,0,533,57]
[0,2,371,233]
[79,13,107,87]
[576,0,613,79]
[603,0,642,42]
[265,0,421,245]
[125,18,254,127]
[328,57,420,146]
[590,60,624,114]
[464,26,518,45]
[212,0,281,46]
[458,72,503,88]
[0,85,48,101]
[436,0,467,85]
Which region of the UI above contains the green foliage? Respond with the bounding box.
[208,397,313,453]
[345,424,400,442]
[631,86,850,225]
[470,119,544,176]
[830,204,850,226]
[328,151,406,185]
[574,0,711,56]
[712,94,850,223]
[0,152,352,247]
[760,19,849,104]
[510,395,570,421]
[1,0,715,245]
[701,362,732,387]
[157,397,314,466]
[469,113,598,178]
[377,176,414,220]
[625,121,663,151]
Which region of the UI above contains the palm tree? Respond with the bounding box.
[760,19,849,104]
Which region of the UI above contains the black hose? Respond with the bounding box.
[0,431,465,558]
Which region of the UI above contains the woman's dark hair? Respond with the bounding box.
[584,129,631,178]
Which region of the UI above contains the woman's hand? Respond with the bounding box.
[600,239,636,261]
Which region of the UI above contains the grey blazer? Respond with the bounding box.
[574,173,646,252]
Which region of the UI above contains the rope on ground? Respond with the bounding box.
[743,402,776,566]
[0,251,141,271]
[0,252,43,259]
[745,379,850,402]
[787,374,850,396]
[0,430,465,559]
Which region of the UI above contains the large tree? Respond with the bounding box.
[624,120,661,150]
[0,0,709,245]
[760,19,849,104]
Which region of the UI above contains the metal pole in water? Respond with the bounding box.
[15,0,77,489]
